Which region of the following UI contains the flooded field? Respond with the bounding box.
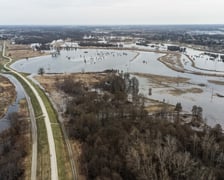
[11,49,138,73]
[125,43,224,75]
[10,48,224,127]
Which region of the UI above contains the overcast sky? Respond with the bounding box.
[0,0,223,25]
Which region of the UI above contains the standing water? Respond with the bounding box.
[10,48,224,128]
[0,74,25,132]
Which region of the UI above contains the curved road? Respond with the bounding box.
[2,42,58,180]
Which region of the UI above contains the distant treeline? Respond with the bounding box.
[79,42,117,47]
[13,27,88,44]
[1,25,223,53]
[15,33,84,45]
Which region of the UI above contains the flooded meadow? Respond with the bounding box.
[10,47,224,127]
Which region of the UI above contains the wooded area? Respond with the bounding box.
[58,73,224,180]
[0,112,29,180]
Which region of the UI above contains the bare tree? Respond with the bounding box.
[175,102,182,122]
[38,67,45,75]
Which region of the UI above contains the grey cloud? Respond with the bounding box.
[0,0,223,25]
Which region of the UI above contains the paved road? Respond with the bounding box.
[29,74,78,180]
[2,42,59,180]
[46,94,78,180]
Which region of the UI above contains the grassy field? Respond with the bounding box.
[5,42,49,60]
[36,117,51,180]
[13,74,42,116]
[52,124,73,180]
[33,83,58,123]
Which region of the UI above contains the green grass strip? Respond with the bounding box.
[12,73,42,116]
[30,80,73,180]
[36,117,51,180]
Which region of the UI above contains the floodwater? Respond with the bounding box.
[184,48,224,72]
[0,74,25,132]
[125,43,224,74]
[11,49,138,74]
[136,75,224,127]
[10,48,224,128]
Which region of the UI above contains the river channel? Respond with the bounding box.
[0,74,25,132]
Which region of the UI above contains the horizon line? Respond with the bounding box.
[0,24,224,26]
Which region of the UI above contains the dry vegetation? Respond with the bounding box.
[133,73,203,96]
[34,73,107,108]
[208,80,224,86]
[158,53,184,72]
[168,87,203,96]
[6,43,48,60]
[35,73,108,179]
[133,73,189,85]
[18,99,32,180]
[35,73,106,90]
[145,101,175,113]
[35,73,175,115]
[0,75,16,118]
